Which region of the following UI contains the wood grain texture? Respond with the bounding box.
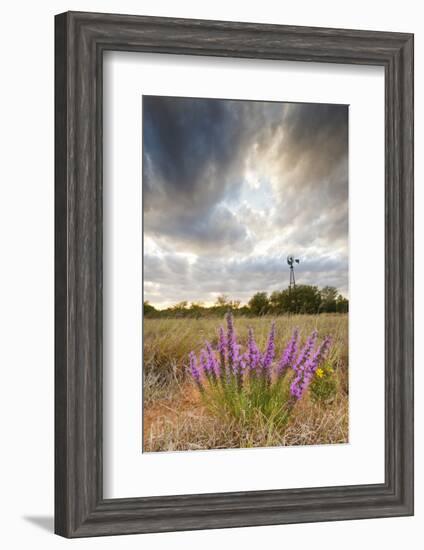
[54,11,414,538]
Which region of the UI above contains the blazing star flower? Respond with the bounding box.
[290,368,313,400]
[306,336,332,374]
[199,350,212,382]
[205,341,220,379]
[293,330,318,372]
[234,350,249,391]
[188,351,203,391]
[218,326,226,364]
[247,327,261,372]
[290,334,332,400]
[199,342,219,381]
[297,336,332,395]
[239,352,249,372]
[226,312,239,374]
[261,322,276,382]
[277,328,299,375]
[290,371,304,400]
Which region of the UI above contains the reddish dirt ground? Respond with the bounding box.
[143,383,203,446]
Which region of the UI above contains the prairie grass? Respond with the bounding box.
[143,314,348,452]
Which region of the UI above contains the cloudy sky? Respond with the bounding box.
[143,95,348,309]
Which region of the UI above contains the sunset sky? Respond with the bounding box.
[143,96,348,309]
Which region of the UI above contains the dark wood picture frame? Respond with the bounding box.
[55,11,414,538]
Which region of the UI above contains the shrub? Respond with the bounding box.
[187,313,332,429]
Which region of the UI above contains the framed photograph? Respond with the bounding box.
[141,95,350,454]
[55,11,414,537]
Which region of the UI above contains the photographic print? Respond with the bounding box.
[143,95,349,452]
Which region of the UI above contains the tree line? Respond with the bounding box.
[144,285,348,318]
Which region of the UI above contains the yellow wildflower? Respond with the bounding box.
[316,368,324,379]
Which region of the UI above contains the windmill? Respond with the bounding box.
[287,255,300,290]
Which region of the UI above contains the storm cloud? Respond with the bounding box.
[143,95,348,308]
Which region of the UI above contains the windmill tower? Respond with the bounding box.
[287,255,300,291]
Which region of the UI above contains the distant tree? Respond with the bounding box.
[277,285,322,314]
[143,301,157,317]
[320,286,338,313]
[336,294,349,313]
[269,290,282,312]
[238,305,250,316]
[172,301,188,310]
[248,292,269,315]
[144,285,348,320]
[215,294,230,307]
[212,294,244,315]
[190,301,204,309]
[268,288,287,314]
[189,301,205,318]
[169,301,188,317]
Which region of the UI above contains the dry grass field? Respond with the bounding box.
[143,314,348,452]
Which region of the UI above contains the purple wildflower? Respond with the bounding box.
[261,322,276,382]
[205,341,220,379]
[199,343,219,382]
[234,350,248,391]
[296,336,332,396]
[277,328,299,376]
[218,326,226,362]
[293,330,318,372]
[199,349,208,374]
[188,351,203,391]
[239,352,249,372]
[306,336,332,375]
[247,327,261,372]
[226,312,239,374]
[218,326,227,381]
[290,372,304,400]
[290,364,313,400]
[290,334,332,400]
